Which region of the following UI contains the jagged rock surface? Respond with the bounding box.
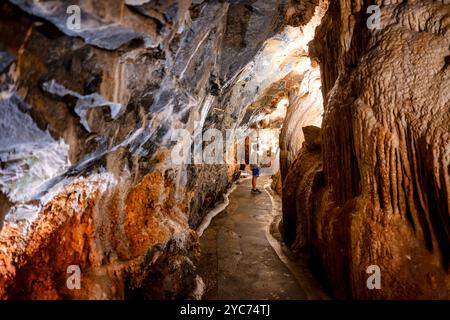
[282,0,449,299]
[0,0,291,299]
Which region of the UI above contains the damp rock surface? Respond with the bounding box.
[280,0,450,299]
[0,0,448,300]
[0,0,294,299]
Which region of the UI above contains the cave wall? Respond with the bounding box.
[279,62,323,179]
[0,0,291,299]
[279,1,326,180]
[282,0,449,299]
[2,0,447,301]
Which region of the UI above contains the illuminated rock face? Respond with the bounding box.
[0,0,292,299]
[1,0,447,300]
[280,0,449,299]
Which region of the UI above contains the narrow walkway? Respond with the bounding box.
[198,175,329,300]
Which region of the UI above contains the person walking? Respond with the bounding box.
[251,127,262,194]
[251,163,262,194]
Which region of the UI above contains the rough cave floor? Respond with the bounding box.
[198,175,329,300]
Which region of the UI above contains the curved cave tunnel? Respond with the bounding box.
[0,0,449,300]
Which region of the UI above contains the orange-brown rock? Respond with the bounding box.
[0,0,291,300]
[281,0,450,299]
[0,170,202,299]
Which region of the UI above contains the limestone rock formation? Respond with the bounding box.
[282,125,322,250]
[0,0,292,299]
[1,0,448,301]
[281,0,449,299]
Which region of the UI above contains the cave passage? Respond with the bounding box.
[198,174,329,299]
[0,0,448,301]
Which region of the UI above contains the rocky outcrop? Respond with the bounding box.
[279,64,323,179]
[282,125,322,249]
[279,3,325,180]
[0,0,292,299]
[282,0,449,299]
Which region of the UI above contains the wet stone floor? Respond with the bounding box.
[198,175,329,300]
